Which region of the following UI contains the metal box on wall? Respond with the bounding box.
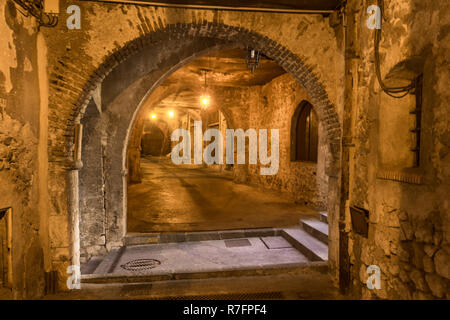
[350,206,369,238]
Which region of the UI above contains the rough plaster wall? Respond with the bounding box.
[0,0,46,298]
[247,74,329,210]
[346,0,449,299]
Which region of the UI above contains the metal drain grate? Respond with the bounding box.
[120,259,161,271]
[224,238,252,248]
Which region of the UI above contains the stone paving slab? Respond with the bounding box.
[261,236,293,249]
[89,237,309,278]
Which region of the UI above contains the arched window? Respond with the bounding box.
[291,101,318,162]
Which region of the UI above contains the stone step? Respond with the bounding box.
[125,228,279,246]
[318,211,328,224]
[281,228,328,262]
[92,247,125,274]
[81,256,103,275]
[81,261,328,284]
[300,218,328,244]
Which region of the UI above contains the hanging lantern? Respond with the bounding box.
[200,69,210,108]
[246,47,261,74]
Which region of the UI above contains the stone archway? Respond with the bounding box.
[65,23,341,276]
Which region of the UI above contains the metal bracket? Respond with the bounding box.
[12,0,58,28]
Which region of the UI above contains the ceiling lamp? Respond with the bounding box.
[200,69,210,108]
[150,113,157,120]
[201,95,209,106]
[168,110,174,118]
[246,47,261,74]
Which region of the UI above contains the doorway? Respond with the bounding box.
[0,208,12,288]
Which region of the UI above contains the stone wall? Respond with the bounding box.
[344,0,449,299]
[247,74,329,210]
[198,74,329,210]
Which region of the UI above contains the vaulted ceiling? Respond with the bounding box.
[153,48,286,113]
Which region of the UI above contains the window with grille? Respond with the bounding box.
[411,74,423,167]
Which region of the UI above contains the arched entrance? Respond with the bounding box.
[69,23,341,278]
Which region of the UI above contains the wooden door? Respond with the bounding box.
[0,210,6,287]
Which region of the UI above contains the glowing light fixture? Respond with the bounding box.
[200,69,210,108]
[168,111,174,118]
[151,113,157,120]
[201,95,209,106]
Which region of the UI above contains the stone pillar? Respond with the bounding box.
[128,117,144,183]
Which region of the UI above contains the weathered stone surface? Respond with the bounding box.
[397,243,411,262]
[425,273,446,298]
[399,269,410,283]
[400,220,414,241]
[412,242,425,269]
[412,291,434,300]
[434,249,450,279]
[409,269,429,292]
[423,255,435,273]
[414,222,433,244]
[424,244,439,257]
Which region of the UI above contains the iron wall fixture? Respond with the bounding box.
[13,0,58,27]
[350,206,369,238]
[246,47,261,74]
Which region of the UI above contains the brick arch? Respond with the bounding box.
[66,22,341,264]
[58,23,340,164]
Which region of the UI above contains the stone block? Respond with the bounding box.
[425,273,446,298]
[399,269,410,283]
[422,255,435,273]
[388,257,400,276]
[414,224,433,244]
[433,231,443,247]
[424,244,439,257]
[397,243,411,262]
[400,220,414,241]
[392,279,412,299]
[412,291,434,300]
[412,242,425,269]
[409,269,429,292]
[434,249,450,279]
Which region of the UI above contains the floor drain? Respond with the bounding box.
[120,259,161,271]
[224,238,252,247]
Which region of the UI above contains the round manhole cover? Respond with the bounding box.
[120,259,161,271]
